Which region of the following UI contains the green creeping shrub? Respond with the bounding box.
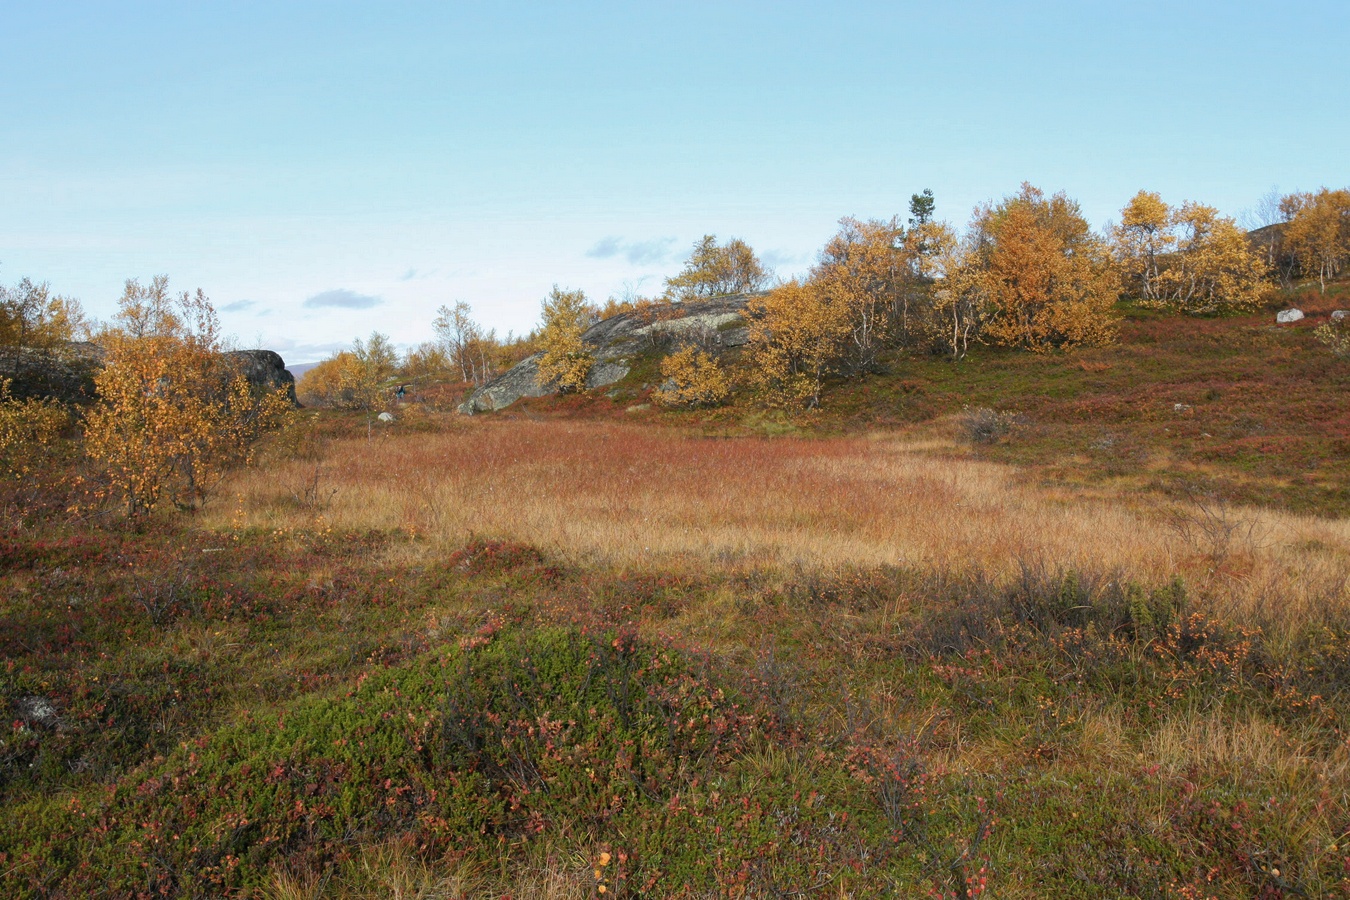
[0,631,772,895]
[2,625,908,897]
[1,660,212,799]
[436,623,755,833]
[1124,575,1186,641]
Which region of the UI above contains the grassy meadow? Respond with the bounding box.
[5,292,1350,898]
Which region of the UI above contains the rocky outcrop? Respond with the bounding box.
[0,342,104,402]
[225,350,298,405]
[458,294,757,414]
[1,343,298,405]
[1276,309,1305,324]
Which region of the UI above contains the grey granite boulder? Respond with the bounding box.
[459,294,758,414]
[1276,309,1305,324]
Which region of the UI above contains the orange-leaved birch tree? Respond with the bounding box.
[968,184,1120,351]
[745,279,852,408]
[84,278,293,517]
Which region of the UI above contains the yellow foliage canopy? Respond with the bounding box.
[535,287,596,394]
[298,333,399,412]
[665,235,772,301]
[811,217,907,370]
[0,377,68,482]
[0,276,87,379]
[84,280,293,516]
[297,352,362,408]
[969,184,1119,350]
[1283,188,1350,293]
[746,280,852,408]
[1113,191,1267,313]
[657,346,730,408]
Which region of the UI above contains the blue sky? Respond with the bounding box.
[2,1,1346,363]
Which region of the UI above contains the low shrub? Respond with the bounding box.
[957,406,1016,445]
[1,625,823,896]
[656,346,731,408]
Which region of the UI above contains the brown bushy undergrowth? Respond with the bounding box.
[215,419,1350,642]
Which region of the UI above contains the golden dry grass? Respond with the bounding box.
[262,841,593,900]
[215,418,1350,633]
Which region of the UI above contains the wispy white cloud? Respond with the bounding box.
[586,236,676,266]
[760,249,809,270]
[303,289,383,310]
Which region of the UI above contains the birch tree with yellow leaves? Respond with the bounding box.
[811,217,907,371]
[84,278,293,517]
[965,184,1119,351]
[1283,188,1350,293]
[1113,192,1268,312]
[665,235,773,301]
[535,286,597,393]
[745,279,852,408]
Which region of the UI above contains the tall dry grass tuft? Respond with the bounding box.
[216,419,1350,637]
[1146,708,1343,784]
[262,843,594,900]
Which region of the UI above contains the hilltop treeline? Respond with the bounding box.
[299,182,1350,411]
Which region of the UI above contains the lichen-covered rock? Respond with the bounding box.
[459,294,758,414]
[1331,310,1349,323]
[1276,309,1305,324]
[459,353,554,413]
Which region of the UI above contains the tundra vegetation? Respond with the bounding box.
[3,183,1350,898]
